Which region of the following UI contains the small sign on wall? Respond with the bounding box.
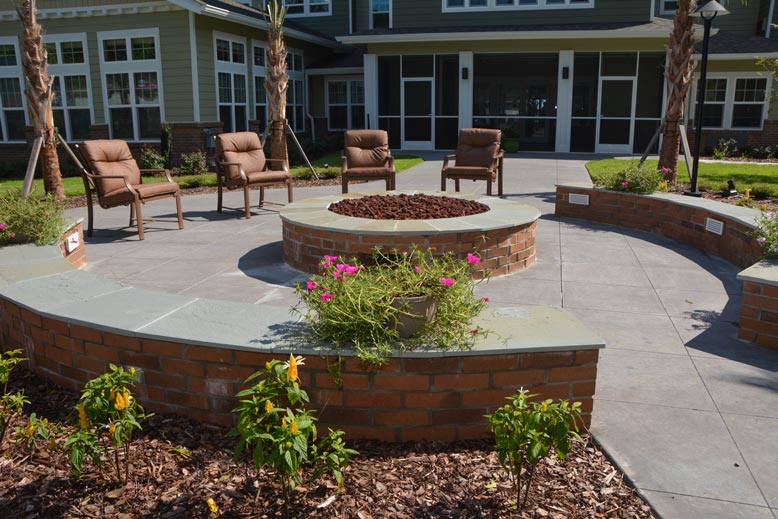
[64,232,80,253]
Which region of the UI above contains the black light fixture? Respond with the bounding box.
[562,66,569,80]
[726,178,738,195]
[461,67,469,80]
[687,0,729,197]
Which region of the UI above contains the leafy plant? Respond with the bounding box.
[15,412,59,455]
[754,207,778,258]
[294,247,489,366]
[229,356,357,511]
[714,138,740,158]
[160,123,173,169]
[64,365,151,482]
[177,151,208,175]
[0,189,65,246]
[486,389,583,511]
[749,183,775,200]
[140,145,166,170]
[596,163,664,194]
[0,349,28,450]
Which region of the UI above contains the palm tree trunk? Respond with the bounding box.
[658,0,697,183]
[265,0,289,171]
[15,0,64,201]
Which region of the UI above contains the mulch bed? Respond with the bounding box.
[329,194,489,220]
[667,180,778,211]
[0,368,656,519]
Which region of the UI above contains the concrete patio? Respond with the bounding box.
[65,154,778,519]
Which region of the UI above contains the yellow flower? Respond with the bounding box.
[745,189,751,199]
[115,391,127,411]
[287,354,298,382]
[129,367,136,376]
[265,400,273,414]
[78,404,89,430]
[109,422,116,434]
[540,402,548,413]
[761,204,768,212]
[289,421,298,434]
[265,361,272,370]
[282,418,287,428]
[110,388,116,401]
[660,180,668,191]
[49,438,56,450]
[206,497,219,514]
[26,424,35,437]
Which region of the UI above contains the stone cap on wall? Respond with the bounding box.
[738,259,778,287]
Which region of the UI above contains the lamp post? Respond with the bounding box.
[687,0,729,196]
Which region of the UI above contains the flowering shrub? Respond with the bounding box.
[486,388,583,511]
[754,208,778,258]
[598,164,664,194]
[0,349,28,450]
[64,365,151,482]
[294,247,488,365]
[0,189,64,246]
[229,356,356,510]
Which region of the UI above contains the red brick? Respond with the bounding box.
[30,326,53,345]
[403,357,461,373]
[400,426,457,442]
[739,317,778,337]
[69,325,102,343]
[119,351,161,371]
[41,317,69,336]
[313,373,369,390]
[165,390,209,410]
[405,391,462,408]
[462,354,519,372]
[334,425,397,442]
[739,305,760,320]
[73,355,107,375]
[433,373,489,391]
[755,334,778,349]
[374,410,429,426]
[44,344,72,365]
[317,407,372,426]
[456,424,491,440]
[85,342,119,362]
[207,363,254,381]
[234,350,275,367]
[160,359,205,377]
[60,364,88,384]
[374,374,430,391]
[491,369,546,388]
[346,392,402,408]
[145,371,186,390]
[762,285,778,298]
[743,281,763,295]
[738,328,757,342]
[575,349,600,364]
[308,389,344,407]
[54,334,82,353]
[20,308,42,328]
[103,332,140,351]
[572,381,597,397]
[431,408,486,425]
[187,345,233,363]
[548,366,597,383]
[760,310,778,324]
[461,389,516,407]
[521,352,574,368]
[142,339,184,357]
[530,384,573,401]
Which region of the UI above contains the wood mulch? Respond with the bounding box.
[0,368,656,519]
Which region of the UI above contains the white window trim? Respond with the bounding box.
[659,0,678,16]
[97,28,164,141]
[287,48,305,132]
[442,0,593,13]
[282,0,332,18]
[370,0,392,30]
[0,36,28,142]
[326,76,365,131]
[214,32,249,133]
[45,33,94,140]
[690,72,772,131]
[251,40,268,126]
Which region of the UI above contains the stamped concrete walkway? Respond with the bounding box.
[65,154,778,519]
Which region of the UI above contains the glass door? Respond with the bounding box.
[402,79,433,149]
[596,78,635,154]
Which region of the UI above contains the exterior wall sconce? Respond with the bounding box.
[461,67,469,80]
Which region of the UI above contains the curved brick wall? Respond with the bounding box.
[0,297,597,441]
[556,185,761,268]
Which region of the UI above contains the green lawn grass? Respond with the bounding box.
[0,152,424,197]
[586,158,778,198]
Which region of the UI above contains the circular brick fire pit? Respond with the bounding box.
[280,191,540,277]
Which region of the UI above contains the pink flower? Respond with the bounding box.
[482,297,490,302]
[345,265,359,275]
[332,271,341,279]
[414,265,420,273]
[0,223,6,229]
[470,327,479,334]
[320,293,334,301]
[439,277,455,286]
[757,237,767,245]
[306,281,319,291]
[662,167,669,173]
[336,263,348,273]
[9,232,15,239]
[324,255,338,262]
[621,181,629,187]
[466,253,481,264]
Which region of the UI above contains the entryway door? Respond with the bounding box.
[596,78,636,154]
[401,79,434,149]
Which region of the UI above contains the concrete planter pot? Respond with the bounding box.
[391,295,436,338]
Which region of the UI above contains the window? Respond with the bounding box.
[444,0,591,10]
[0,38,26,142]
[287,50,305,132]
[371,0,391,29]
[281,0,331,16]
[99,29,162,140]
[45,35,92,141]
[692,75,770,130]
[215,34,248,133]
[327,79,365,130]
[253,43,267,132]
[660,1,678,15]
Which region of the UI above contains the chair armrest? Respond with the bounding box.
[442,154,456,169]
[218,161,247,180]
[264,158,289,172]
[82,171,136,194]
[493,149,505,170]
[341,153,348,173]
[386,155,396,172]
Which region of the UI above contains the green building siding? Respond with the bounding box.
[284,0,351,37]
[656,1,767,37]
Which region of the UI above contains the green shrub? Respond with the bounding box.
[486,389,583,510]
[754,208,778,258]
[160,123,173,169]
[714,138,740,158]
[749,183,775,200]
[140,145,166,170]
[0,349,29,450]
[229,356,356,510]
[0,189,65,246]
[177,151,208,175]
[598,164,664,193]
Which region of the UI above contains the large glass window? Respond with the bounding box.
[281,0,331,16]
[695,78,727,128]
[253,44,267,133]
[693,75,769,130]
[215,34,248,133]
[46,36,92,141]
[733,78,767,128]
[327,79,364,130]
[473,53,558,151]
[287,51,305,132]
[444,0,591,10]
[0,39,25,142]
[99,30,162,140]
[661,1,678,14]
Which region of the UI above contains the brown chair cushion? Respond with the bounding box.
[344,166,393,178]
[344,130,390,168]
[79,140,141,197]
[133,181,180,199]
[455,128,501,168]
[216,132,266,178]
[441,165,495,180]
[245,170,291,184]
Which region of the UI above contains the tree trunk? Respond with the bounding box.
[15,0,64,201]
[658,0,697,183]
[265,0,289,171]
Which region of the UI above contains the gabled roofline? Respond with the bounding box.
[338,28,675,44]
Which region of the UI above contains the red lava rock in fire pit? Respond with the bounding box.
[328,193,490,220]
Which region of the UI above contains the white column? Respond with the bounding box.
[556,50,574,153]
[364,53,379,130]
[459,51,473,130]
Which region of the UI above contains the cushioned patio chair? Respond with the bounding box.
[76,139,183,240]
[215,131,293,219]
[341,129,396,194]
[441,128,504,197]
